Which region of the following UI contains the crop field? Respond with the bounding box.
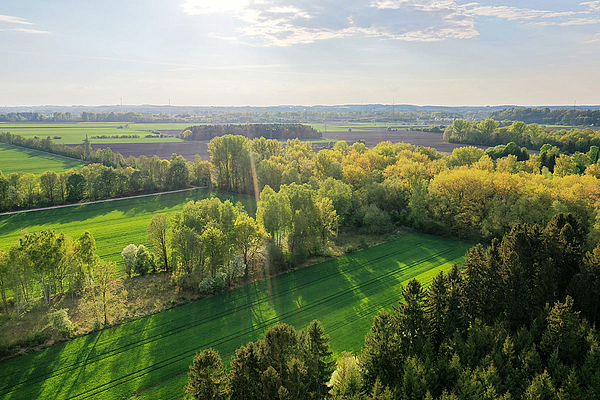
[0,232,471,400]
[0,122,186,145]
[0,143,84,174]
[0,188,257,268]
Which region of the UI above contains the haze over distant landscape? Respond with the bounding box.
[1,0,600,107]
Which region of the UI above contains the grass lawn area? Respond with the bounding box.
[0,232,472,400]
[0,188,257,269]
[0,144,83,174]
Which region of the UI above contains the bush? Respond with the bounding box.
[323,246,335,257]
[358,236,369,250]
[198,275,226,295]
[362,204,391,234]
[219,254,245,286]
[345,245,356,254]
[47,309,73,337]
[266,242,285,275]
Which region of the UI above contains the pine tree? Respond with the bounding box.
[185,349,228,400]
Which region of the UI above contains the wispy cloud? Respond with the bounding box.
[581,1,600,12]
[180,1,600,46]
[4,28,50,34]
[181,0,479,46]
[465,1,600,24]
[535,17,600,27]
[0,14,32,25]
[585,32,600,43]
[466,5,579,21]
[0,14,49,34]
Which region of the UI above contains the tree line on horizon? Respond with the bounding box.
[490,107,600,127]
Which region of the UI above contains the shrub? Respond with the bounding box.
[219,254,245,287]
[266,242,285,275]
[358,236,369,250]
[323,246,335,257]
[345,245,356,254]
[362,204,391,234]
[47,309,73,337]
[198,275,225,295]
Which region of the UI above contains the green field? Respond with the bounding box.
[0,122,187,145]
[0,188,257,268]
[0,232,472,400]
[0,143,84,174]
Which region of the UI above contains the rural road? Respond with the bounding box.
[0,186,206,217]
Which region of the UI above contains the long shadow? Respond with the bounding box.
[0,233,473,399]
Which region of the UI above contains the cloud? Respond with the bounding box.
[181,0,479,46]
[0,28,50,34]
[0,14,49,34]
[585,33,600,43]
[181,0,251,15]
[180,0,600,46]
[0,14,32,25]
[535,17,600,27]
[467,5,579,21]
[581,1,600,12]
[465,1,600,25]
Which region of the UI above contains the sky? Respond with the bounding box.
[0,0,599,107]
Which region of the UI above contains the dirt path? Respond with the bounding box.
[0,186,206,217]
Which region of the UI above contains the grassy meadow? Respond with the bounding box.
[0,188,257,268]
[0,232,472,400]
[0,144,84,175]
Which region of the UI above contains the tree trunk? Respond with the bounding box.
[103,289,108,326]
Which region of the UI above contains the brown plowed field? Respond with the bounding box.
[87,128,487,161]
[323,128,487,152]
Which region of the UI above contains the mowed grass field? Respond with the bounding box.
[0,188,257,268]
[0,122,187,145]
[0,144,84,174]
[0,233,472,400]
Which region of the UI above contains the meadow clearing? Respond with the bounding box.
[0,232,471,400]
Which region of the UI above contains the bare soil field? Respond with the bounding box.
[323,128,487,153]
[89,141,211,161]
[85,128,486,161]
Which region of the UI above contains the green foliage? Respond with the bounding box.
[47,308,73,337]
[185,349,228,400]
[0,234,469,399]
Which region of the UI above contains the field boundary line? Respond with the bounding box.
[0,186,207,217]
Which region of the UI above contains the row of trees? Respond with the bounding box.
[186,214,600,399]
[444,119,600,153]
[0,111,187,123]
[0,154,209,211]
[182,124,322,141]
[490,107,600,127]
[0,110,476,124]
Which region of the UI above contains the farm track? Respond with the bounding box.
[0,235,468,400]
